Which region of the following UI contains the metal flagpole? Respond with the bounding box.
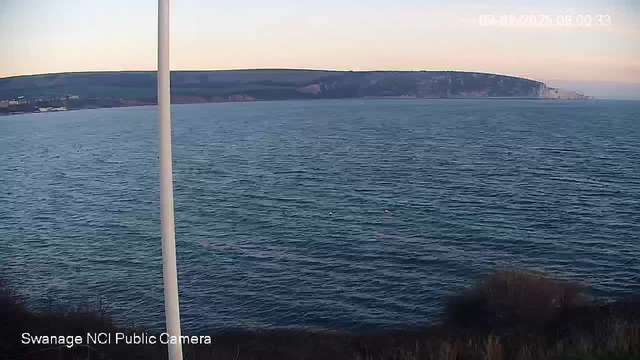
[158,0,183,359]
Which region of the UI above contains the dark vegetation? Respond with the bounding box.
[2,271,638,359]
[0,69,545,107]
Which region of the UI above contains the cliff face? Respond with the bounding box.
[542,87,590,100]
[302,71,545,99]
[0,70,549,102]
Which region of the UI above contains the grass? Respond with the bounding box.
[1,271,638,360]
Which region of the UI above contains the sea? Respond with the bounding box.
[0,99,638,332]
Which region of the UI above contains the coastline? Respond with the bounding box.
[0,69,593,117]
[0,96,596,117]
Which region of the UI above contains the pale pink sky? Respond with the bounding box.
[1,0,638,84]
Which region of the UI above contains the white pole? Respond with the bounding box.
[158,0,183,359]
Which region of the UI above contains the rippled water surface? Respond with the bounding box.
[1,99,639,331]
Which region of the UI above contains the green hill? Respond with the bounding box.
[0,69,546,102]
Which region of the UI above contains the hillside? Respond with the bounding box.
[0,69,586,115]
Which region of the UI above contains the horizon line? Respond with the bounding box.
[0,68,547,84]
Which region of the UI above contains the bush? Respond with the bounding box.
[445,271,589,329]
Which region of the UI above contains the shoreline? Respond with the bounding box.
[0,96,596,117]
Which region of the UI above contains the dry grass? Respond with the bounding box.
[485,335,504,360]
[2,271,639,360]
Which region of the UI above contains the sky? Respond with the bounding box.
[1,0,639,90]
